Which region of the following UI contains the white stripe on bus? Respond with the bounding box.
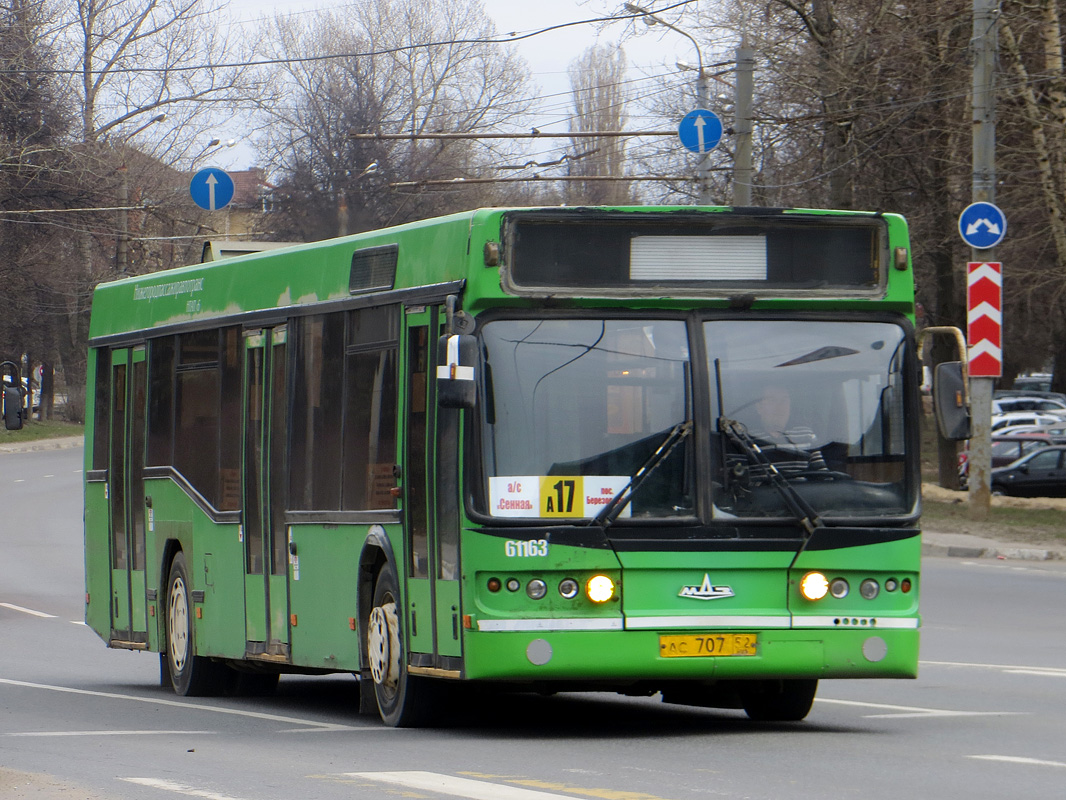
[624,616,791,629]
[477,618,623,632]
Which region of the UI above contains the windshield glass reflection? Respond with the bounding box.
[479,319,692,520]
[707,320,912,518]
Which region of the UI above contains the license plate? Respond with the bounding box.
[659,633,757,658]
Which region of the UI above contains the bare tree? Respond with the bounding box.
[567,43,633,205]
[256,0,534,240]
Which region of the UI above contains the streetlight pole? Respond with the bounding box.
[116,113,166,272]
[732,40,755,206]
[625,3,753,205]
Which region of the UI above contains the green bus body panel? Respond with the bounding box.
[84,484,111,638]
[407,578,433,653]
[462,628,918,682]
[434,580,463,658]
[287,524,364,669]
[87,213,478,340]
[617,550,793,623]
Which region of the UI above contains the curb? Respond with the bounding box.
[0,435,84,455]
[922,543,1062,562]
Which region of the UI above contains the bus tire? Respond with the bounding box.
[740,679,818,722]
[4,386,22,430]
[367,567,431,727]
[164,552,232,697]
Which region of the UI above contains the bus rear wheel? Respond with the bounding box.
[740,679,818,722]
[164,552,232,697]
[367,567,431,727]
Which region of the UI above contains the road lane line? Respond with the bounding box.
[0,602,57,618]
[1004,669,1066,678]
[122,778,250,799]
[969,755,1066,769]
[346,771,592,799]
[0,677,381,732]
[816,698,1025,719]
[7,730,214,737]
[921,659,1066,676]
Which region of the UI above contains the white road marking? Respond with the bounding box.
[816,698,1025,719]
[346,771,586,799]
[0,602,56,618]
[922,659,1066,676]
[1004,669,1066,678]
[122,778,250,799]
[0,677,379,732]
[969,755,1066,769]
[8,730,214,737]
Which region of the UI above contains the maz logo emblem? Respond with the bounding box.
[679,574,735,600]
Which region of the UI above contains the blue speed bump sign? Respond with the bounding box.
[190,168,235,211]
[678,109,722,154]
[958,201,1007,249]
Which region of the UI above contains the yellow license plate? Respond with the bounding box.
[659,633,758,658]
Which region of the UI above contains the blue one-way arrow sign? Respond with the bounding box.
[958,201,1007,249]
[678,109,723,154]
[190,167,235,211]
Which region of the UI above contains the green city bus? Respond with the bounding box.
[85,205,931,726]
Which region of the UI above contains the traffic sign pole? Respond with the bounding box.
[966,0,999,518]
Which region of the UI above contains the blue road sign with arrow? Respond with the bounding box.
[190,167,235,211]
[958,201,1007,249]
[678,109,722,154]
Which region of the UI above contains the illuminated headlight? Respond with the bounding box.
[586,575,616,603]
[859,579,880,600]
[800,572,829,601]
[829,578,850,599]
[526,579,547,600]
[559,578,580,599]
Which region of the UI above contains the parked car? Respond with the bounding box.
[991,411,1064,432]
[994,388,1066,405]
[990,445,1066,497]
[958,434,1061,485]
[992,396,1066,415]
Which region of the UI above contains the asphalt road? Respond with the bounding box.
[2,446,1065,800]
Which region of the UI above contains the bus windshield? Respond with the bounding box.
[479,318,693,520]
[478,316,913,522]
[709,319,912,519]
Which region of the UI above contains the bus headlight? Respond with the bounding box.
[526,579,547,600]
[800,572,829,601]
[586,575,615,603]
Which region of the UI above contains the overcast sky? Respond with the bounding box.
[215,0,709,169]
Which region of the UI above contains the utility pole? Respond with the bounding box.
[968,0,999,518]
[732,40,755,206]
[116,165,129,273]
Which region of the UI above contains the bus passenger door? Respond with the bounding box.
[242,328,290,661]
[108,346,148,648]
[403,306,462,672]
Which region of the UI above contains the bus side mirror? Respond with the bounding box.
[437,334,477,409]
[932,361,970,441]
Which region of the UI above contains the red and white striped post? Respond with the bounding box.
[967,262,1002,378]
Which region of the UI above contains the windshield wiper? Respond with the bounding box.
[718,417,824,537]
[591,420,692,528]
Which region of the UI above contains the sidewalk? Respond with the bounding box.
[0,435,84,455]
[921,529,1063,562]
[2,435,1060,561]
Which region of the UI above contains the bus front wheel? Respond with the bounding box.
[367,567,431,727]
[164,552,232,697]
[740,679,818,722]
